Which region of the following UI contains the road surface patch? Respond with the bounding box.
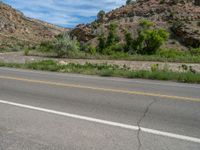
[0,99,200,144]
[0,75,200,102]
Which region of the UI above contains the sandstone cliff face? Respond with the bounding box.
[0,2,68,50]
[71,0,200,49]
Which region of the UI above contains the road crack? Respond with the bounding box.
[136,98,157,150]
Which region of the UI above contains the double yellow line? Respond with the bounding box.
[0,75,200,102]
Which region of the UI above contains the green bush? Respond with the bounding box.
[171,21,184,32]
[1,60,200,83]
[137,27,169,55]
[98,33,106,53]
[24,48,30,56]
[102,44,124,55]
[38,41,54,52]
[53,33,80,57]
[190,48,200,56]
[157,49,187,58]
[88,46,96,55]
[124,20,169,55]
[106,23,119,47]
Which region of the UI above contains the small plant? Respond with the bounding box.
[163,63,169,72]
[88,46,96,55]
[171,21,184,32]
[24,48,29,56]
[189,66,196,74]
[190,48,200,56]
[151,64,159,72]
[181,64,188,71]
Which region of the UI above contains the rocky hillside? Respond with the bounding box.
[0,2,67,50]
[71,0,200,49]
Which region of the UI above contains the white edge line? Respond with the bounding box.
[0,99,200,144]
[1,67,200,89]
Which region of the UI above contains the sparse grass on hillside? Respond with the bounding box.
[0,60,200,84]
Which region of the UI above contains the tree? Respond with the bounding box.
[98,34,106,53]
[124,20,169,55]
[106,23,119,47]
[137,20,169,54]
[97,10,105,22]
[126,0,133,5]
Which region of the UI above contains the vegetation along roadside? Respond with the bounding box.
[0,60,200,84]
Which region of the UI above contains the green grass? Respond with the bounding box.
[28,50,200,63]
[0,60,200,84]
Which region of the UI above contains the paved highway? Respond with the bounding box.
[0,67,200,150]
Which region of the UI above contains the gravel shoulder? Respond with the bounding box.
[1,52,200,72]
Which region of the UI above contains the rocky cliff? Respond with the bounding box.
[71,0,200,49]
[0,2,67,50]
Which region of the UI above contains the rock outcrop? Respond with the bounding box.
[0,2,68,50]
[71,0,200,48]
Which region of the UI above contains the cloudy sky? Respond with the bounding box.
[3,0,125,28]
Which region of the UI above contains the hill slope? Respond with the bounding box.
[71,0,200,50]
[0,2,67,51]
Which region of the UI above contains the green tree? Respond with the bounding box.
[124,30,134,52]
[98,33,106,53]
[97,10,105,22]
[137,20,169,54]
[126,0,133,5]
[106,23,119,47]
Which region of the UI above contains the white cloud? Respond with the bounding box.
[3,0,125,27]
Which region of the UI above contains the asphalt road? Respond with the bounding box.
[0,67,200,150]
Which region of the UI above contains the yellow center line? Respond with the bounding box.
[0,75,200,102]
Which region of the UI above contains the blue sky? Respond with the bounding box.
[3,0,125,28]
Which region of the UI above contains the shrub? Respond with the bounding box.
[106,23,119,47]
[124,30,134,53]
[102,44,124,55]
[171,21,184,32]
[157,49,187,58]
[124,20,169,55]
[151,64,159,72]
[137,27,169,55]
[98,33,106,53]
[139,19,155,29]
[190,48,200,56]
[88,46,96,55]
[24,48,30,56]
[38,41,54,52]
[53,33,80,57]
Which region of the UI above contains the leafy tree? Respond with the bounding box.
[98,33,106,53]
[97,10,105,22]
[126,0,133,5]
[137,20,169,54]
[106,23,119,47]
[124,30,135,53]
[124,20,169,55]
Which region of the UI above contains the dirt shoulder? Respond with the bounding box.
[1,52,200,73]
